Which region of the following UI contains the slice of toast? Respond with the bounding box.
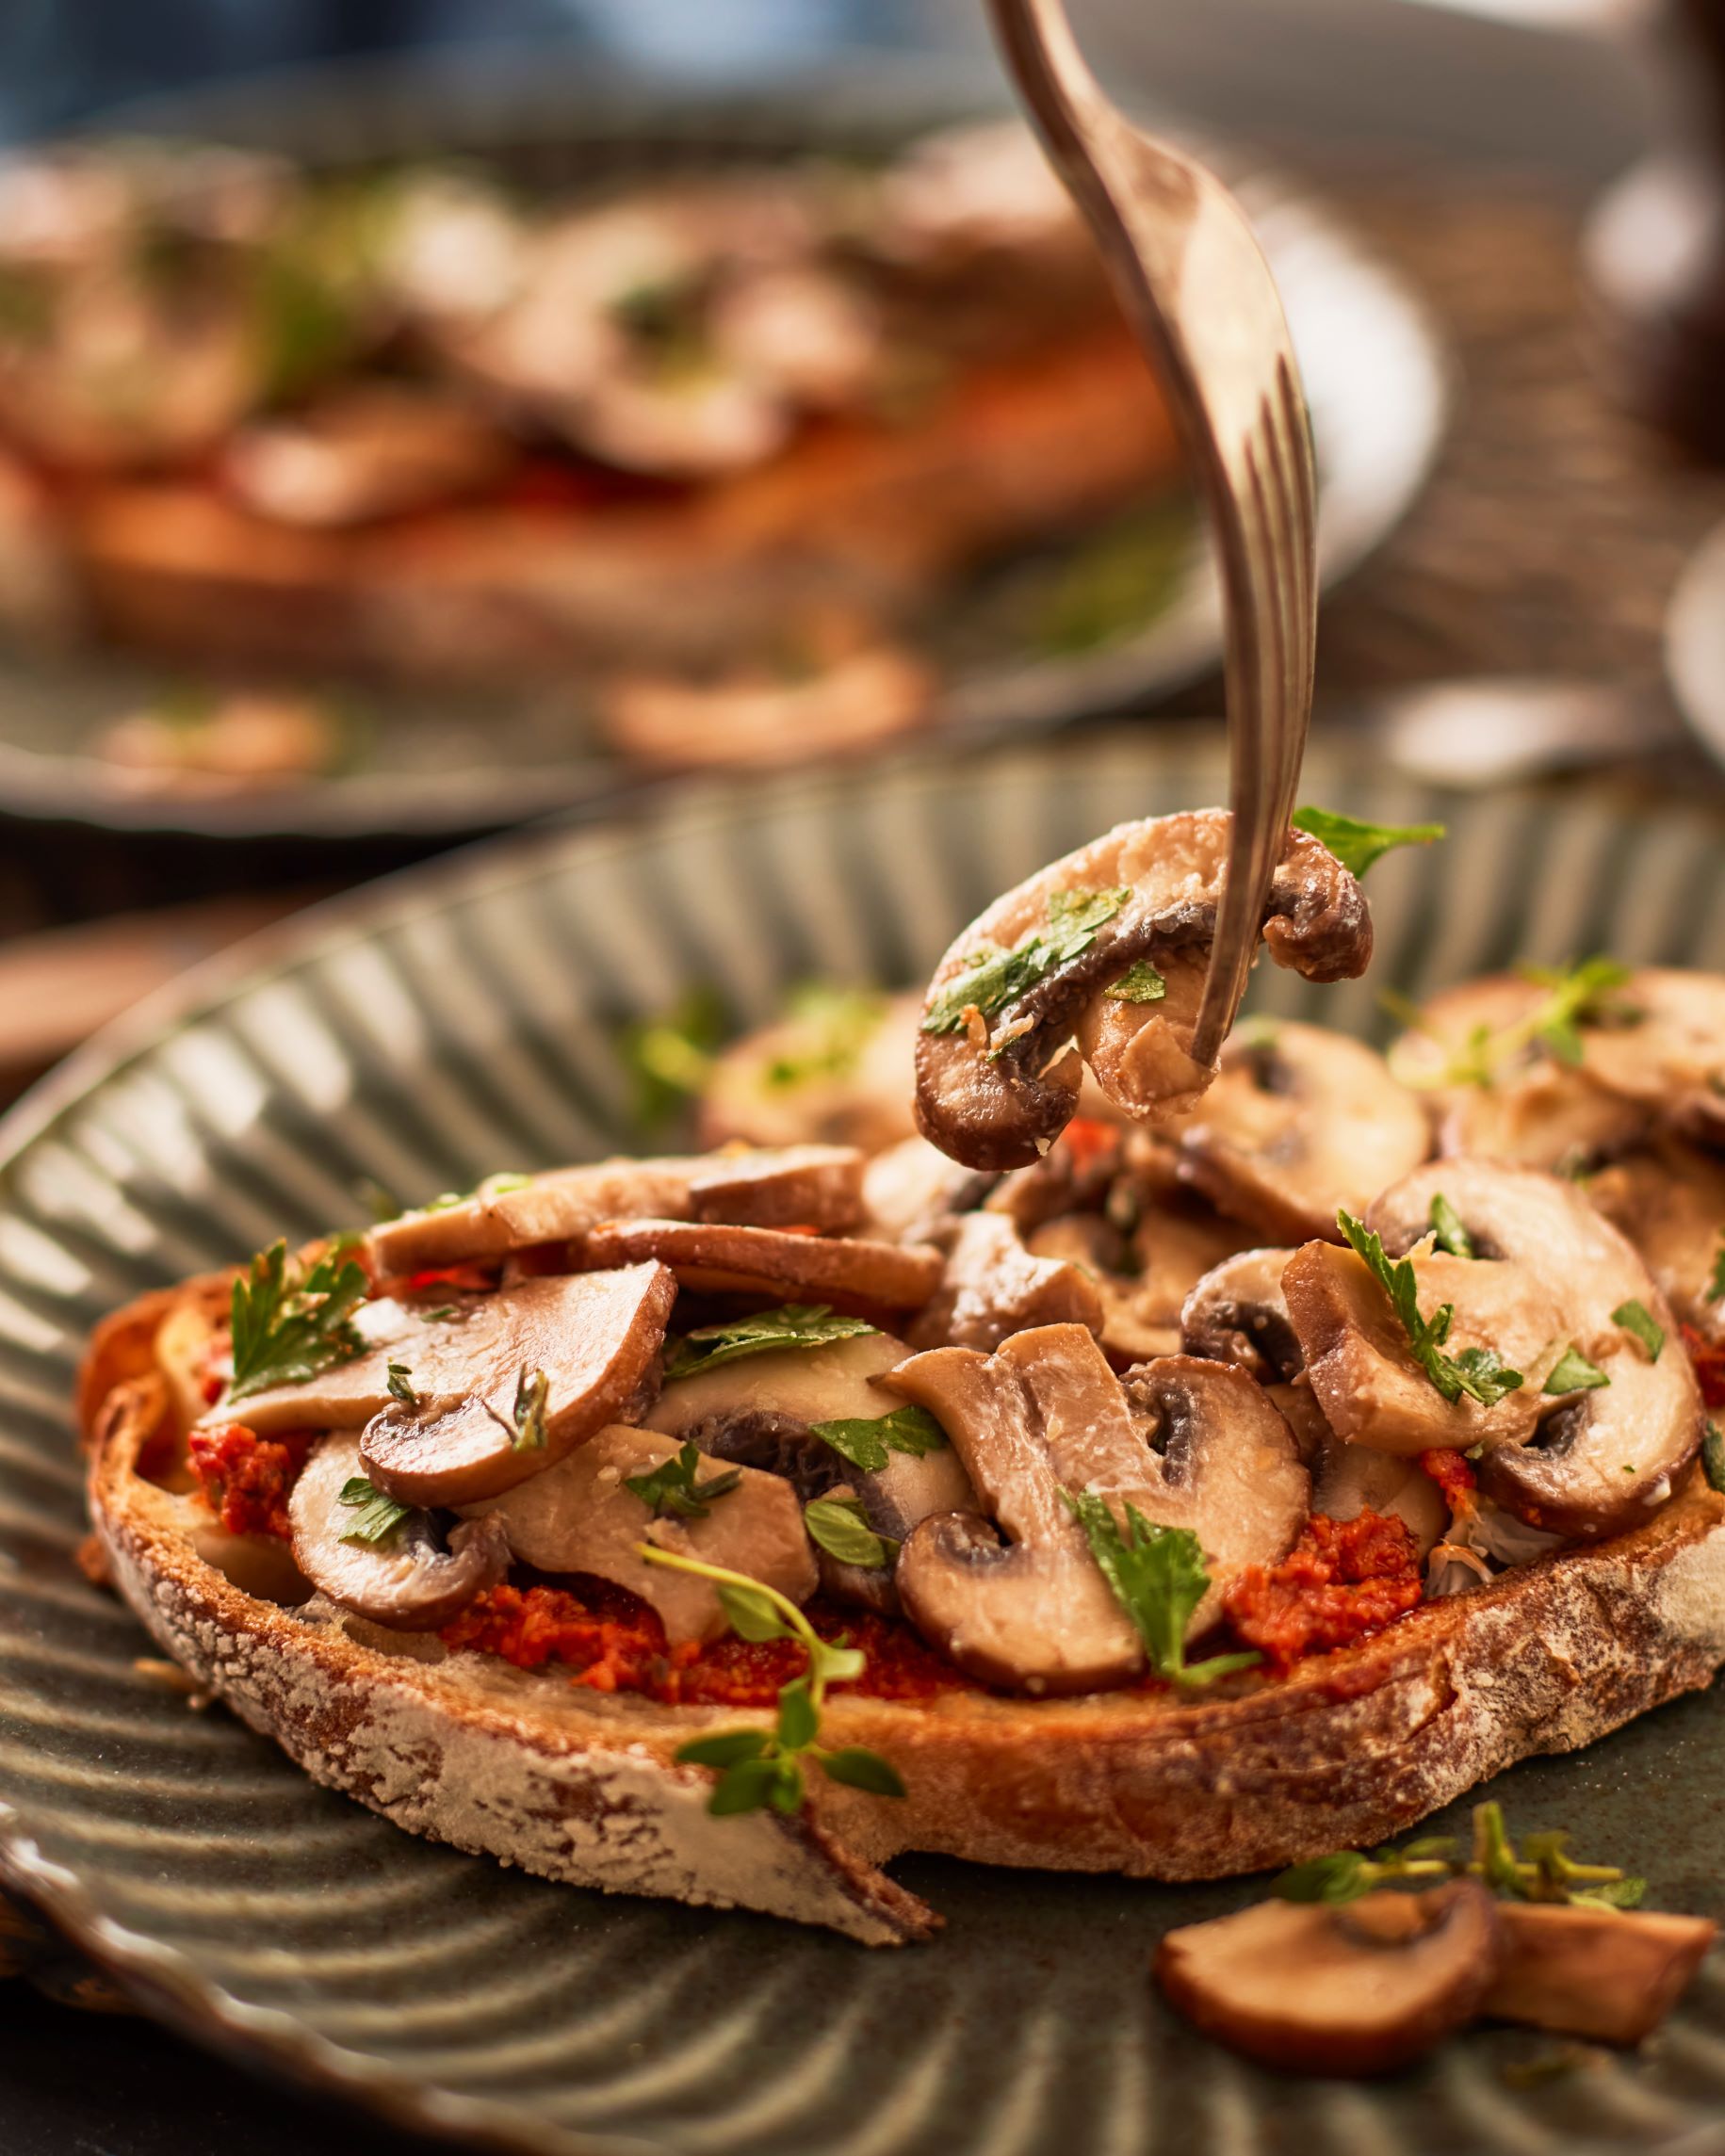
[80,1276,1725,1944]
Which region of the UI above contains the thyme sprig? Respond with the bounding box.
[1392,957,1640,1092]
[1275,1801,1645,1910]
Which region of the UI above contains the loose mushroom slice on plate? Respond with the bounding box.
[1484,1902,1717,2045]
[914,810,1373,1173]
[367,1145,866,1275]
[579,1219,942,1313]
[909,1210,1104,1353]
[1155,1882,1502,2077]
[1588,1137,1725,1341]
[1177,1021,1430,1244]
[1574,968,1725,1145]
[290,1431,509,1631]
[460,1425,817,1644]
[356,1263,676,1508]
[699,991,922,1156]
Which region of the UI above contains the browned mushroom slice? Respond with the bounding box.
[887,1324,1307,1690]
[1177,1022,1430,1244]
[356,1263,676,1508]
[913,811,1372,1174]
[699,991,922,1155]
[1155,1883,1502,2077]
[1589,1137,1725,1341]
[646,1329,913,1448]
[368,1144,865,1274]
[459,1424,816,1644]
[860,1136,998,1247]
[289,1431,509,1631]
[579,1219,941,1313]
[1030,1198,1256,1368]
[909,1211,1104,1354]
[1180,1248,1302,1383]
[1484,1902,1717,2045]
[224,387,516,527]
[1575,968,1725,1145]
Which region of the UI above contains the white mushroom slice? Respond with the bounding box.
[1577,968,1725,1145]
[860,1135,998,1246]
[914,811,1372,1173]
[1027,1199,1251,1367]
[1177,1022,1430,1244]
[224,387,514,527]
[886,1324,1307,1691]
[700,991,922,1156]
[354,1264,676,1508]
[1156,1884,1502,2078]
[1180,1248,1303,1384]
[196,1292,458,1436]
[1485,1903,1717,2045]
[1589,1137,1725,1341]
[647,1330,912,1448]
[811,1443,980,1617]
[367,1145,864,1274]
[910,1211,1103,1354]
[290,1431,508,1631]
[578,1219,941,1313]
[1310,1435,1449,1558]
[459,1425,816,1645]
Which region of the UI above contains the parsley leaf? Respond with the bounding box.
[1337,1209,1525,1407]
[1273,1850,1375,1904]
[1543,1346,1610,1396]
[764,984,887,1091]
[1061,1492,1261,1687]
[807,1403,947,1474]
[1710,1235,1725,1306]
[1518,957,1640,1068]
[482,1366,550,1450]
[227,1240,369,1403]
[1706,1422,1725,1495]
[804,1498,898,1570]
[337,1475,413,1548]
[1291,806,1446,880]
[1428,1191,1475,1259]
[1611,1299,1665,1363]
[1103,959,1167,1004]
[624,1440,741,1520]
[385,1362,417,1406]
[616,986,726,1132]
[921,886,1130,1035]
[663,1304,876,1382]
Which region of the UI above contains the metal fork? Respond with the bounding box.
[988,0,1317,1065]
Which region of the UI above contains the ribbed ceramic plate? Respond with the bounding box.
[5,730,1725,2156]
[0,57,1446,838]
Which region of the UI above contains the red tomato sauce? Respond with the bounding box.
[1223,1510,1425,1674]
[1418,1446,1476,1513]
[187,1422,312,1541]
[1684,1326,1725,1410]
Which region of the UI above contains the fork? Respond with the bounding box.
[987,0,1318,1065]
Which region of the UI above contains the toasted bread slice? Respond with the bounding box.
[81,1277,1725,1943]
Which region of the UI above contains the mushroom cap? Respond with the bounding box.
[357,1263,676,1507]
[1177,1022,1430,1245]
[1576,967,1725,1144]
[910,1209,1105,1354]
[699,992,922,1156]
[1180,1247,1303,1384]
[1155,1882,1503,2077]
[578,1218,941,1313]
[1484,1901,1717,2046]
[913,811,1373,1173]
[288,1431,509,1632]
[1589,1136,1725,1342]
[860,1134,1000,1246]
[460,1424,817,1644]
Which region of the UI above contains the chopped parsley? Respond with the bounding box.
[921,886,1130,1036]
[1397,957,1642,1092]
[1704,1422,1725,1494]
[616,986,726,1132]
[1276,1801,1644,1908]
[763,984,887,1090]
[1337,1209,1525,1408]
[663,1304,877,1383]
[807,1403,947,1474]
[624,1440,741,1520]
[1543,1346,1610,1397]
[226,1240,369,1403]
[337,1475,413,1548]
[1061,1493,1260,1687]
[1291,806,1446,881]
[1103,959,1167,1004]
[385,1362,418,1406]
[483,1365,550,1451]
[1709,1235,1725,1306]
[803,1498,898,1570]
[1428,1191,1475,1259]
[1611,1299,1665,1363]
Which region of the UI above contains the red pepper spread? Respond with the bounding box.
[1418,1445,1476,1512]
[1223,1510,1425,1674]
[1684,1325,1725,1411]
[187,1422,312,1541]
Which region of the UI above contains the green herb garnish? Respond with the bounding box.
[639,1547,905,1816]
[1061,1493,1260,1688]
[1103,960,1167,1005]
[226,1240,370,1403]
[663,1305,877,1383]
[1397,957,1641,1092]
[804,1498,898,1570]
[1543,1346,1610,1397]
[1611,1300,1665,1363]
[1337,1209,1525,1408]
[1709,1236,1725,1306]
[1291,806,1447,881]
[1275,1803,1643,1908]
[337,1475,414,1548]
[624,1440,741,1520]
[385,1362,418,1407]
[763,984,887,1090]
[483,1365,550,1451]
[807,1403,947,1474]
[1703,1422,1725,1494]
[1428,1191,1475,1259]
[921,886,1130,1036]
[616,986,726,1132]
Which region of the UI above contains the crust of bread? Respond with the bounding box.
[81,1280,1725,1942]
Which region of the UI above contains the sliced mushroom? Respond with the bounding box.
[355,1264,677,1508]
[861,1134,999,1245]
[368,1144,864,1275]
[810,1438,979,1616]
[1177,1022,1430,1244]
[459,1424,816,1644]
[1391,975,1651,1173]
[1575,968,1725,1146]
[289,1431,508,1631]
[1484,1902,1716,2046]
[909,1210,1104,1353]
[887,1324,1307,1690]
[195,1289,469,1436]
[1589,1136,1725,1341]
[1155,1883,1502,2077]
[646,1328,913,1445]
[914,811,1372,1173]
[1180,1248,1303,1383]
[224,387,515,527]
[699,991,922,1155]
[578,1218,941,1313]
[1310,1435,1450,1557]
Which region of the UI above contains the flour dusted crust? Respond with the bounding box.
[82,1280,1725,1942]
